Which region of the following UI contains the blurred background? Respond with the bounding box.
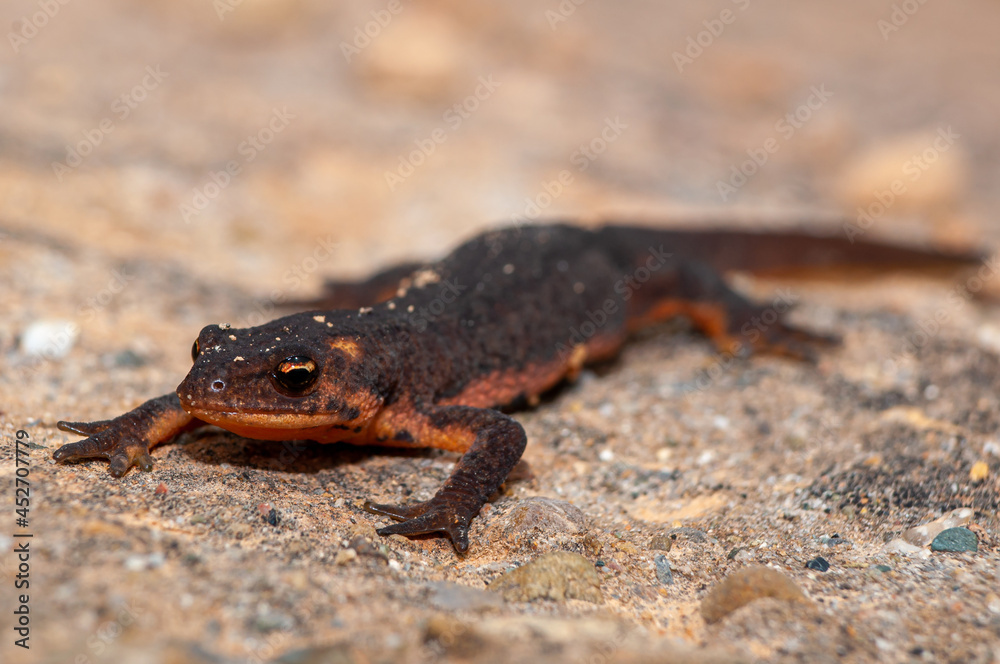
[2,0,998,291]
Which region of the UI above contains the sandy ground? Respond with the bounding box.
[2,1,1000,662]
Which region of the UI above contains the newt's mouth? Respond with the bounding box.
[182,405,343,430]
[181,405,363,443]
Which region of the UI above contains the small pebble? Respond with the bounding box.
[820,534,848,547]
[648,534,672,552]
[805,556,830,572]
[19,319,78,359]
[334,549,357,566]
[494,497,586,544]
[254,610,294,632]
[229,523,252,539]
[700,566,808,624]
[123,552,165,571]
[665,527,710,543]
[258,503,279,526]
[112,349,146,367]
[882,539,930,558]
[654,554,673,585]
[902,508,973,546]
[969,461,989,482]
[867,564,892,578]
[154,483,168,495]
[349,535,385,559]
[930,527,978,553]
[489,551,602,603]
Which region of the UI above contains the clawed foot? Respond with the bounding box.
[728,305,840,362]
[363,498,473,553]
[751,322,839,362]
[54,393,197,478]
[55,419,155,477]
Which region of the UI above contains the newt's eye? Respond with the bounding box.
[270,356,319,396]
[191,340,200,362]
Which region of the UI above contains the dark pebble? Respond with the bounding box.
[930,527,978,553]
[805,556,830,572]
[654,554,673,585]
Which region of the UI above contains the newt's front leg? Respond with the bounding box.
[54,393,205,477]
[364,405,527,553]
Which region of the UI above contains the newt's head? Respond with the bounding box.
[177,312,385,441]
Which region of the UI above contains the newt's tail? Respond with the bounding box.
[594,223,987,360]
[597,224,984,279]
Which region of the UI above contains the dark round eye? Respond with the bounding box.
[191,340,200,362]
[270,356,318,396]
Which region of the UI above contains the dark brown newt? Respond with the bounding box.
[53,223,979,552]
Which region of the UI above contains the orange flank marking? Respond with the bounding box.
[370,405,475,453]
[328,337,362,357]
[628,298,740,353]
[437,333,626,410]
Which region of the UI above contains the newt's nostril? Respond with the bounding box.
[211,380,225,392]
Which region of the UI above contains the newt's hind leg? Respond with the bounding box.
[628,260,838,360]
[285,261,424,310]
[363,405,526,553]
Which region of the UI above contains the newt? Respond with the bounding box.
[53,223,979,552]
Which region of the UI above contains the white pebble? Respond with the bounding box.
[20,319,78,359]
[882,538,931,559]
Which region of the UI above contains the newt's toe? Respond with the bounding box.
[52,438,101,463]
[57,419,114,437]
[364,499,472,553]
[363,499,429,521]
[755,323,840,362]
